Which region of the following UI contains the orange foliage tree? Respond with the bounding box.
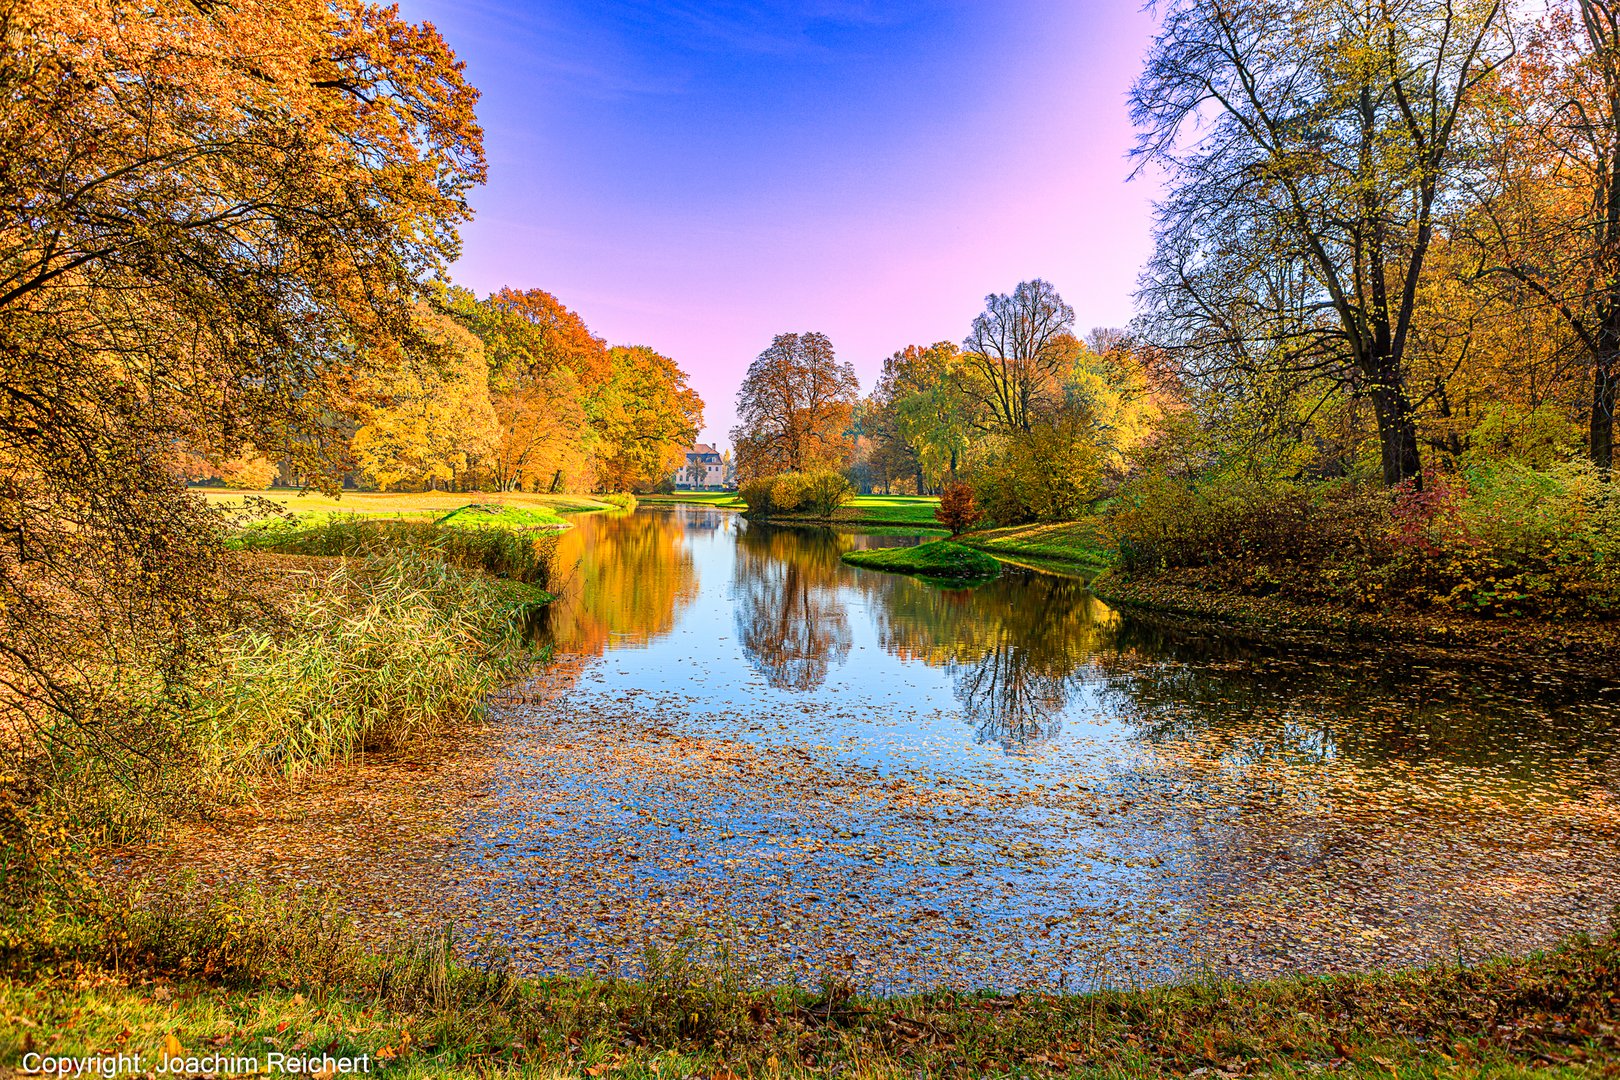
[594,346,704,492]
[731,332,859,480]
[0,0,484,748]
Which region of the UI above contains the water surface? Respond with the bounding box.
[459,506,1620,991]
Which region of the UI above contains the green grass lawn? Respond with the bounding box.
[841,539,1001,583]
[961,519,1113,575]
[646,492,945,529]
[5,927,1614,1080]
[433,503,571,529]
[197,489,621,520]
[639,491,746,509]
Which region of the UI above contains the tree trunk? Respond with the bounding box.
[1367,363,1423,487]
[1593,352,1617,471]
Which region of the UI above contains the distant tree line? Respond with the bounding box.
[730,281,1171,523]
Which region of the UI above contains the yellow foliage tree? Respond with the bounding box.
[352,311,499,490]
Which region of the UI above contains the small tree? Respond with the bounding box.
[936,482,983,535]
[802,470,854,517]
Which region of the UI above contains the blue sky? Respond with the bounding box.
[399,0,1162,444]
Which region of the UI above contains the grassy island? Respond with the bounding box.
[841,539,1002,582]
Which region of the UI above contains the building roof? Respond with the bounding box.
[688,443,718,457]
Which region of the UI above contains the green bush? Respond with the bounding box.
[969,425,1104,525]
[738,471,852,518]
[598,492,638,512]
[737,476,777,516]
[769,472,810,512]
[799,470,854,517]
[1106,462,1620,618]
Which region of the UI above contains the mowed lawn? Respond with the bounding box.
[961,518,1113,573]
[644,491,944,528]
[639,491,746,510]
[196,489,622,521]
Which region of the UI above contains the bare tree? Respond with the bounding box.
[1132,0,1513,485]
[961,280,1077,433]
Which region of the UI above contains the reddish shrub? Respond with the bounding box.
[935,482,983,535]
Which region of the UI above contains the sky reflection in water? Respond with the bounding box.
[462,506,1620,990]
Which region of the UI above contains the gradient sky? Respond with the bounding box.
[398,0,1163,446]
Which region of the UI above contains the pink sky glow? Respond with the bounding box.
[400,1,1164,446]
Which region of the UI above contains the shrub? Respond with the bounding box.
[800,470,854,517]
[1106,463,1620,618]
[769,472,810,512]
[737,476,777,516]
[969,424,1104,525]
[739,471,852,518]
[598,492,638,512]
[935,482,983,535]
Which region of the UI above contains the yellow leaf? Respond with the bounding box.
[162,1033,182,1059]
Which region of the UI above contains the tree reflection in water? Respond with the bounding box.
[863,570,1121,751]
[732,523,853,691]
[536,508,699,657]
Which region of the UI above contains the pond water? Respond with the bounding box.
[453,506,1619,992]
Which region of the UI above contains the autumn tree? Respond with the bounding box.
[849,395,917,494]
[594,345,704,492]
[875,343,975,489]
[0,0,483,772]
[1132,0,1513,485]
[446,287,601,491]
[1473,0,1620,469]
[351,308,499,490]
[962,281,1078,434]
[731,332,859,479]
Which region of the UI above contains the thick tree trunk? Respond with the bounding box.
[1367,364,1423,487]
[1593,353,1616,470]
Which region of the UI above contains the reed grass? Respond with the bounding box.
[4,881,1615,1079]
[234,514,559,586]
[202,553,546,776]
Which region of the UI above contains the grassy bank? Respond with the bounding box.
[234,513,562,585]
[198,488,626,520]
[959,520,1111,577]
[645,492,949,532]
[842,540,1001,584]
[1091,566,1620,669]
[3,884,1616,1079]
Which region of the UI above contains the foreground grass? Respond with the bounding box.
[842,540,1001,584]
[4,910,1615,1079]
[961,520,1112,576]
